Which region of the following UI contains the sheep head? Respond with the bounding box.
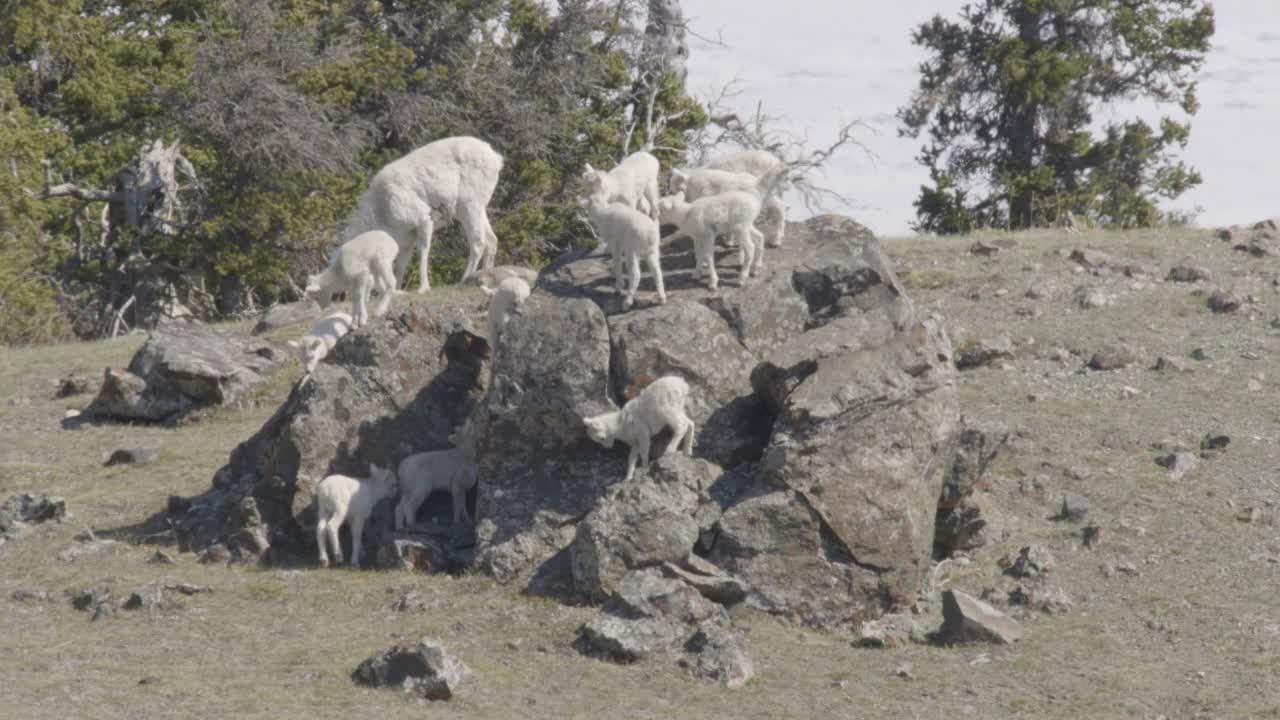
[582,413,618,448]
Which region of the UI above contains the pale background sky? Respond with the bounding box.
[681,1,1280,236]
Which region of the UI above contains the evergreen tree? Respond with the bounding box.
[898,0,1214,234]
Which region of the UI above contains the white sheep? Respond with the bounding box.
[583,375,695,482]
[346,135,503,292]
[659,190,765,291]
[480,276,531,349]
[314,464,397,567]
[305,230,398,328]
[394,439,478,528]
[582,151,660,220]
[288,311,353,374]
[462,264,538,292]
[581,190,666,310]
[670,153,788,247]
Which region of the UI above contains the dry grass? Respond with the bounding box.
[4,225,1280,718]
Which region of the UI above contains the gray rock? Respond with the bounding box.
[0,493,66,535]
[855,614,922,648]
[251,300,325,336]
[934,497,990,553]
[104,447,160,466]
[71,582,116,621]
[1234,239,1275,257]
[123,582,186,611]
[1088,345,1137,371]
[390,590,428,612]
[1153,356,1190,373]
[376,535,461,573]
[1002,544,1055,579]
[1069,248,1111,269]
[579,569,727,662]
[940,589,1024,644]
[1157,451,1198,481]
[570,457,705,601]
[954,335,1013,370]
[969,240,999,256]
[12,589,50,603]
[1058,494,1090,522]
[685,627,754,688]
[1009,582,1073,614]
[352,637,470,701]
[940,419,1009,509]
[1166,265,1211,283]
[57,539,118,562]
[660,556,750,607]
[1207,290,1241,313]
[54,375,94,398]
[85,320,287,423]
[1073,285,1111,308]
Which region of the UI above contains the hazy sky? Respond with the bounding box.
[681,1,1280,236]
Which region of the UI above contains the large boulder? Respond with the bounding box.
[175,215,958,630]
[171,301,488,559]
[84,320,287,423]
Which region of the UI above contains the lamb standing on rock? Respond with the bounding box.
[581,189,666,310]
[582,151,661,220]
[288,311,353,373]
[583,375,694,482]
[315,464,397,567]
[659,190,765,291]
[670,152,788,247]
[481,276,531,350]
[345,135,503,291]
[394,438,478,528]
[305,230,398,328]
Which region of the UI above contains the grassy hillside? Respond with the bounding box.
[2,224,1278,719]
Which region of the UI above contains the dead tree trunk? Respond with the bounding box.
[622,0,693,155]
[31,139,201,337]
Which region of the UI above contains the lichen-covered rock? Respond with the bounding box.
[578,568,728,662]
[0,493,66,536]
[940,589,1025,644]
[251,300,324,336]
[85,320,287,423]
[569,455,707,601]
[353,637,470,701]
[170,302,487,558]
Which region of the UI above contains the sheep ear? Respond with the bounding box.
[287,339,300,348]
[479,285,497,297]
[368,463,377,476]
[584,163,595,174]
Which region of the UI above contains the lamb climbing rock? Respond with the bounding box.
[84,320,287,423]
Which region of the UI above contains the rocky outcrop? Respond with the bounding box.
[171,302,488,559]
[84,320,287,423]
[251,300,325,336]
[174,215,959,630]
[353,638,470,701]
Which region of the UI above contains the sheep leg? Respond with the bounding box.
[316,517,330,567]
[623,442,638,482]
[737,227,756,286]
[351,274,372,328]
[371,256,396,318]
[451,479,470,525]
[644,180,660,221]
[415,214,435,292]
[482,214,498,271]
[636,433,651,474]
[749,227,766,273]
[623,253,641,309]
[681,414,695,454]
[662,419,686,457]
[702,235,719,291]
[326,512,344,565]
[646,249,665,304]
[348,515,365,567]
[765,196,785,248]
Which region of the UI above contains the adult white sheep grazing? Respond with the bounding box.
[314,464,397,567]
[583,375,695,483]
[659,190,765,291]
[582,151,660,220]
[670,153,788,247]
[394,437,478,528]
[480,276,531,350]
[305,230,398,328]
[288,311,353,373]
[581,189,666,310]
[347,135,503,291]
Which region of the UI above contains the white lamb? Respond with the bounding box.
[305,229,398,328]
[394,437,478,528]
[462,265,538,292]
[346,135,503,292]
[581,189,666,310]
[583,375,695,482]
[670,154,788,247]
[659,190,765,291]
[582,151,660,220]
[480,276,531,349]
[314,464,397,567]
[288,311,353,373]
